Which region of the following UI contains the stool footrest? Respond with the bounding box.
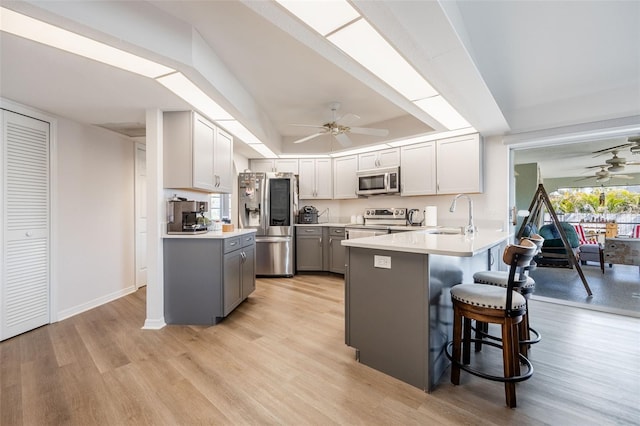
[445,340,534,383]
[472,323,542,346]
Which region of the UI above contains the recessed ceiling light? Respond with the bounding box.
[0,7,174,78]
[156,72,233,121]
[215,120,262,144]
[414,96,472,130]
[327,19,437,101]
[275,0,359,36]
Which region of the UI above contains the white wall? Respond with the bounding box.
[55,118,136,319]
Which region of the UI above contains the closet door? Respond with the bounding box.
[1,110,50,341]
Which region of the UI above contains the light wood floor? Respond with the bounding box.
[1,274,639,425]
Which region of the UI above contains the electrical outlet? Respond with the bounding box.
[374,255,391,269]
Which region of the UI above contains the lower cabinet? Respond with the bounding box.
[164,233,256,325]
[295,226,346,274]
[328,227,346,274]
[296,227,324,271]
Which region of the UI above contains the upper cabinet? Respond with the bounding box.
[333,155,358,199]
[401,142,437,196]
[250,158,299,174]
[358,148,399,170]
[436,134,483,194]
[299,158,332,199]
[164,111,233,193]
[401,134,482,196]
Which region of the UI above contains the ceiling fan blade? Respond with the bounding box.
[349,127,389,137]
[611,174,634,179]
[336,113,360,126]
[592,143,632,156]
[289,124,327,129]
[334,132,352,147]
[292,132,325,144]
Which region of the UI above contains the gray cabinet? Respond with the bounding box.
[164,234,256,325]
[296,226,324,271]
[328,227,346,274]
[295,226,346,274]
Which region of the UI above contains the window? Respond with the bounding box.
[210,193,231,222]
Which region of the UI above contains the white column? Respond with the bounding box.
[143,108,166,329]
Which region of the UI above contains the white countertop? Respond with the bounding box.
[163,229,257,239]
[295,222,348,227]
[341,228,512,257]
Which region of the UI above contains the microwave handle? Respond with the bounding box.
[385,172,390,190]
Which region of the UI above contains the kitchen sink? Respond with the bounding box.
[426,227,463,235]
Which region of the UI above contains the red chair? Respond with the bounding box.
[574,224,604,273]
[633,224,640,238]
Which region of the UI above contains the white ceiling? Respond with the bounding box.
[1,0,639,175]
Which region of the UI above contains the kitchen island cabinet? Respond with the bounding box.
[342,229,511,391]
[163,230,256,325]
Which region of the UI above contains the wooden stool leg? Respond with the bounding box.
[463,317,472,365]
[475,321,487,352]
[451,305,463,385]
[501,321,517,408]
[519,313,530,358]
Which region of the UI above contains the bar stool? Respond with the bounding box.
[447,239,538,408]
[472,234,544,357]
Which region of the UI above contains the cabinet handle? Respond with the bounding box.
[230,241,237,246]
[305,229,314,233]
[319,237,322,245]
[329,237,333,244]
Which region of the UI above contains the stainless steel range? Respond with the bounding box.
[345,208,407,239]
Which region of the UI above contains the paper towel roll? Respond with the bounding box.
[424,206,437,227]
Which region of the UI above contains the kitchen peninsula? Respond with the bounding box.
[342,229,511,392]
[163,229,257,325]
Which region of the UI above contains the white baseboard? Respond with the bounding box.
[142,318,166,329]
[56,286,136,321]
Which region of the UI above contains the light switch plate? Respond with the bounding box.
[374,255,391,269]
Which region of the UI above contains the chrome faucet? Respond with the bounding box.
[449,194,476,234]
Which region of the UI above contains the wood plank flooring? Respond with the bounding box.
[1,274,639,425]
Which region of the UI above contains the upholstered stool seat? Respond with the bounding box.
[451,284,527,310]
[474,271,535,290]
[447,239,538,408]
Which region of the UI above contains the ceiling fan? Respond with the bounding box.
[592,136,640,157]
[289,102,389,147]
[595,150,640,172]
[577,165,634,183]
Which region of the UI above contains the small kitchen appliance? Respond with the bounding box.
[407,208,424,226]
[298,205,319,224]
[167,200,209,234]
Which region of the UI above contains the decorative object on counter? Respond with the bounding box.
[222,224,234,232]
[447,238,538,408]
[449,194,475,234]
[472,233,545,358]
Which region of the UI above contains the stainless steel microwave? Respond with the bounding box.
[356,166,400,196]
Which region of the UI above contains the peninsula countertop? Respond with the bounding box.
[341,228,512,257]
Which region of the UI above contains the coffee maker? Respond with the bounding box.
[167,200,209,234]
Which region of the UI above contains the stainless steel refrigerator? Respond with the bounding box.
[238,172,297,276]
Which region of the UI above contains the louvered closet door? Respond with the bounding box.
[1,110,50,341]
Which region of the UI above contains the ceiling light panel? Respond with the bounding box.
[0,7,174,78]
[157,72,233,121]
[215,120,262,144]
[327,19,437,101]
[275,0,359,36]
[414,96,472,130]
[251,143,279,158]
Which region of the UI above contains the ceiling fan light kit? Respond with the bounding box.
[290,102,389,147]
